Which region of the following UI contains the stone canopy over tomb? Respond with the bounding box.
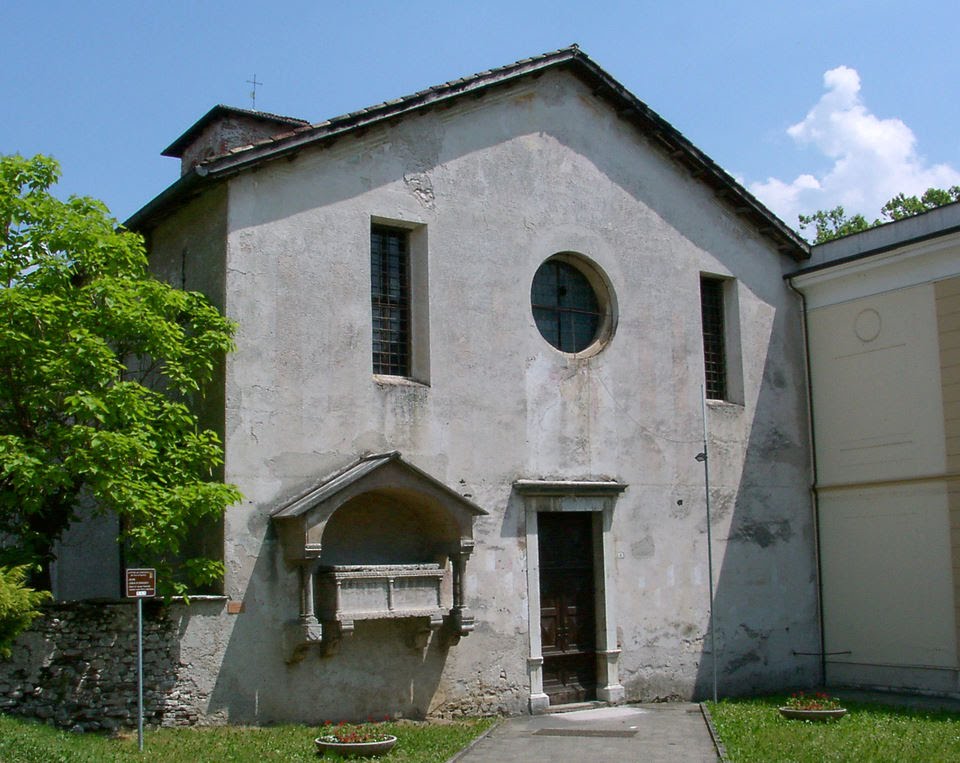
[271,452,487,660]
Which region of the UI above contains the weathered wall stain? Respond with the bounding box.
[731,519,793,548]
[631,535,656,559]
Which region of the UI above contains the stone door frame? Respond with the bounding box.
[514,480,627,713]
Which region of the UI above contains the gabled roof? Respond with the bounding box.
[271,451,486,521]
[161,105,310,158]
[127,46,808,260]
[270,451,486,562]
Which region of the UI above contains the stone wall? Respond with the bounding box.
[0,601,202,731]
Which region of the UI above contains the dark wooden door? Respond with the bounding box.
[538,511,597,704]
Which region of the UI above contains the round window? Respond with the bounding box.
[530,255,614,354]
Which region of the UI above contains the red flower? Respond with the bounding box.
[317,721,394,744]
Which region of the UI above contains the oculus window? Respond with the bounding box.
[531,255,614,354]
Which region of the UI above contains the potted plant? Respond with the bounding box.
[315,721,398,757]
[778,691,847,721]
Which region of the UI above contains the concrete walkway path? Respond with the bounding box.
[453,703,720,762]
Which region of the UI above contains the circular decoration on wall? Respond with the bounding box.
[854,308,881,342]
[530,253,616,355]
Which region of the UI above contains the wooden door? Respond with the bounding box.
[538,511,597,704]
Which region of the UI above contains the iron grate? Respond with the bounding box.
[700,276,727,400]
[370,225,410,376]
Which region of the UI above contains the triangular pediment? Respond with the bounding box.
[271,452,486,562]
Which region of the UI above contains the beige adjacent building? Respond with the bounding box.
[791,203,960,694]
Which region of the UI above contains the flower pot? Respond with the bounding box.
[315,734,397,757]
[778,707,847,721]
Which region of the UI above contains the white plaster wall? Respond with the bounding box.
[805,281,958,684]
[808,285,947,486]
[819,483,956,667]
[149,185,228,311]
[161,70,815,721]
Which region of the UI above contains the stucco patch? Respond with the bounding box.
[631,535,655,559]
[731,519,793,547]
[403,172,435,208]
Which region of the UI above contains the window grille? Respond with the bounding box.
[531,260,601,353]
[700,276,727,400]
[371,226,410,376]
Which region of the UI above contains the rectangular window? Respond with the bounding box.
[371,225,411,376]
[700,276,728,400]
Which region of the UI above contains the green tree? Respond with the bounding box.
[0,565,49,658]
[799,186,960,243]
[880,186,960,222]
[0,154,240,596]
[797,206,871,244]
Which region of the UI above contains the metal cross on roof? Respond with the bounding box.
[246,74,262,110]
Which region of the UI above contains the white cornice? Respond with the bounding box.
[791,231,960,310]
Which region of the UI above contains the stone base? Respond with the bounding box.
[529,693,550,714]
[597,684,625,703]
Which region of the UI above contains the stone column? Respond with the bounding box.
[444,540,475,644]
[524,505,550,713]
[595,502,624,703]
[285,560,324,662]
[299,562,318,625]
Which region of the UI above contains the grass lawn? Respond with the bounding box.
[707,695,960,762]
[0,714,496,763]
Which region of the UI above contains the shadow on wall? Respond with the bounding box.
[204,531,450,724]
[690,305,820,700]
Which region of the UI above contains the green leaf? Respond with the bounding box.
[0,153,241,614]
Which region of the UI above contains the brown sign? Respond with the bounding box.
[125,568,157,598]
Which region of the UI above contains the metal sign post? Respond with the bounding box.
[125,568,156,752]
[696,387,719,703]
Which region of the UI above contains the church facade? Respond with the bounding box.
[51,47,821,723]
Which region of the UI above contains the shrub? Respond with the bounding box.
[0,565,49,657]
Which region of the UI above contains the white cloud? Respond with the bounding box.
[749,65,960,231]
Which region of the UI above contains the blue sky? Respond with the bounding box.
[3,1,958,235]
